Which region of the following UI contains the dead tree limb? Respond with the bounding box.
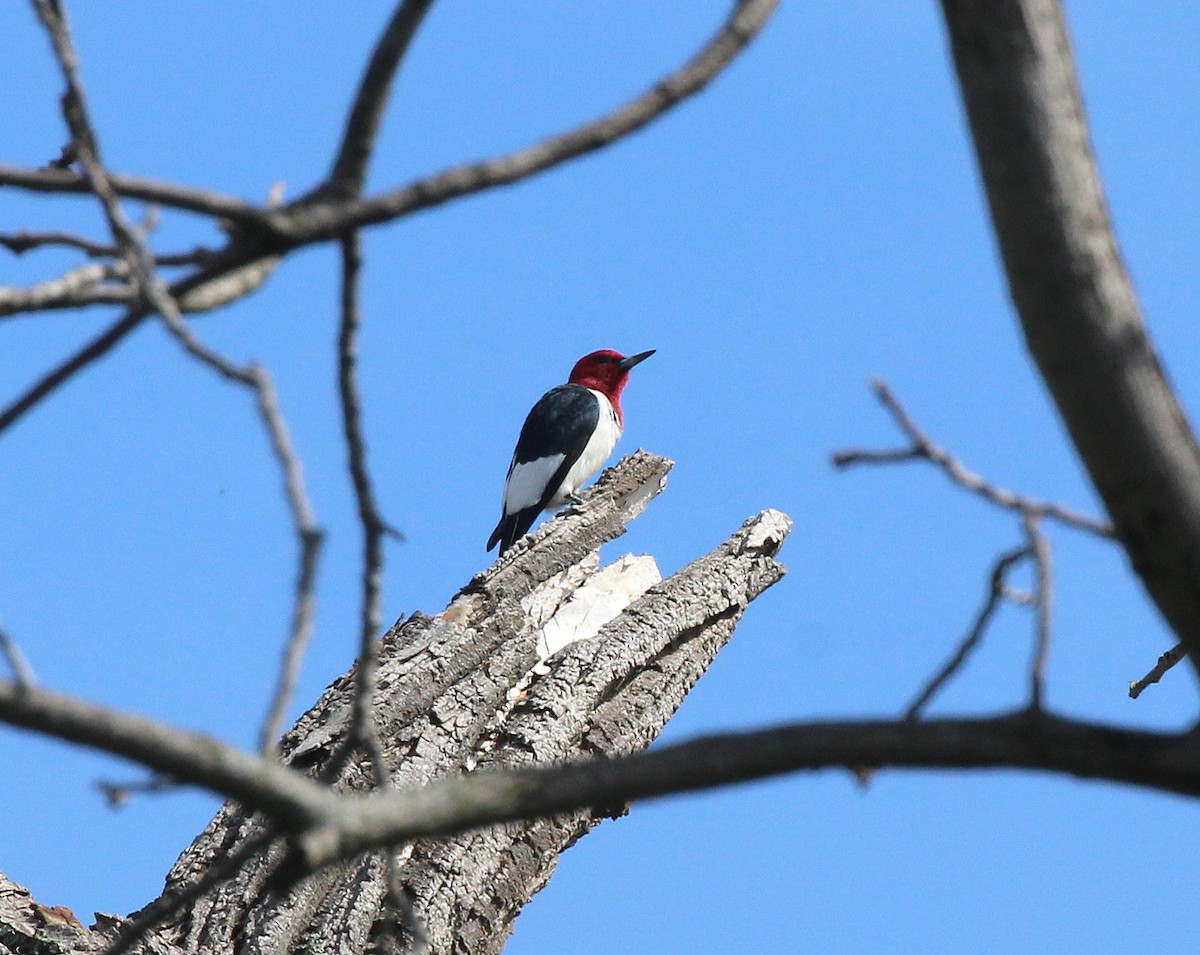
[940,0,1200,676]
[0,453,790,954]
[151,453,787,955]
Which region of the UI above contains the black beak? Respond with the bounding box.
[618,349,655,370]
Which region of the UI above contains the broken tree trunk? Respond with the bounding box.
[1,452,790,955]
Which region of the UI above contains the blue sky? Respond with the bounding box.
[2,2,1200,952]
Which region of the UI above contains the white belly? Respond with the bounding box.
[546,390,621,507]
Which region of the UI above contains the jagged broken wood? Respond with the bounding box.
[0,452,790,955]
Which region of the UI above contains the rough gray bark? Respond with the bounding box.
[0,452,788,955]
[940,0,1200,672]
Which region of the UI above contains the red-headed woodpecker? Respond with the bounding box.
[487,348,655,555]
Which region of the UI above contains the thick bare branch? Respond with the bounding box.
[1,4,770,439]
[271,0,777,242]
[940,0,1200,673]
[13,706,1200,955]
[0,677,333,829]
[326,0,437,197]
[318,709,1200,855]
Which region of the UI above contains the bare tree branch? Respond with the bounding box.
[31,0,159,307]
[940,0,1200,673]
[255,369,325,756]
[0,242,288,437]
[5,0,774,246]
[29,2,326,755]
[835,378,1087,710]
[905,546,1031,719]
[0,620,36,688]
[336,231,393,785]
[1024,512,1053,708]
[834,378,1113,537]
[0,263,136,317]
[95,774,178,808]
[102,829,275,955]
[1,229,214,266]
[1129,644,1188,699]
[305,708,1200,861]
[271,0,778,242]
[0,162,268,226]
[0,676,333,828]
[155,310,325,757]
[6,664,1200,880]
[1,2,771,441]
[0,306,149,434]
[326,0,437,198]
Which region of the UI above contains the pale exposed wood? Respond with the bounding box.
[5,453,771,955]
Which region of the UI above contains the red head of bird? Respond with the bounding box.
[567,349,655,426]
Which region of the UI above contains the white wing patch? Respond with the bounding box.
[546,389,621,507]
[501,390,621,516]
[503,453,566,512]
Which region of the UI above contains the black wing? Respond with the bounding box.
[487,384,599,554]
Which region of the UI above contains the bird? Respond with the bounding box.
[487,348,655,556]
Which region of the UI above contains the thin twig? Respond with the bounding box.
[326,0,437,198]
[0,162,267,225]
[833,378,1114,538]
[1129,643,1187,700]
[1,228,213,265]
[337,231,392,787]
[274,0,779,241]
[96,774,178,808]
[31,0,155,305]
[254,360,325,755]
[101,829,275,955]
[0,306,149,434]
[151,312,325,756]
[837,378,1071,710]
[0,243,285,435]
[905,547,1032,720]
[378,860,430,955]
[33,1,325,750]
[1024,512,1053,709]
[0,620,36,687]
[2,3,772,437]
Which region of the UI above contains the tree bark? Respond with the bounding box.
[0,453,789,955]
[940,0,1200,673]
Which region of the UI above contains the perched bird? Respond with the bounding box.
[487,348,655,555]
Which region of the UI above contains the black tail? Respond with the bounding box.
[487,507,540,555]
